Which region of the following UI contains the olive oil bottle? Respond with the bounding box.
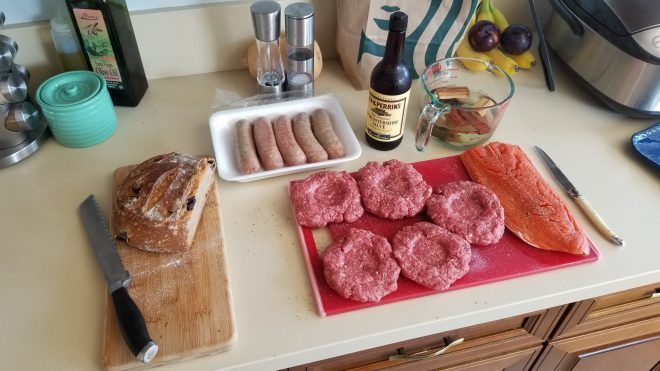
[365,11,411,151]
[66,0,148,107]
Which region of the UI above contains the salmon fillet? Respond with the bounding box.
[460,142,590,255]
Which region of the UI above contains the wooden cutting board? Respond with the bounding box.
[103,165,236,370]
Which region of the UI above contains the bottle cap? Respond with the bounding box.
[250,1,281,42]
[285,3,314,47]
[389,11,408,32]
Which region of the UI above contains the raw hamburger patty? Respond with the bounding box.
[392,222,471,290]
[322,228,400,302]
[355,159,432,220]
[290,171,364,228]
[426,181,505,245]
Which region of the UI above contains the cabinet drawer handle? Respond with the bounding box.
[389,338,464,360]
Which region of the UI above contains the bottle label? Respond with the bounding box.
[366,88,410,142]
[72,8,124,90]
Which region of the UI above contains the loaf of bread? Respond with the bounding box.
[113,152,217,253]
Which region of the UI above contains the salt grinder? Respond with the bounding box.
[250,1,285,94]
[284,3,314,93]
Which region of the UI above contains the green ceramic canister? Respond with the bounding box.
[36,71,116,147]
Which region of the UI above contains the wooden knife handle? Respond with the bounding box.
[575,195,624,246]
[111,287,159,363]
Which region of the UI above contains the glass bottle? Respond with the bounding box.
[250,1,285,94]
[50,0,87,71]
[365,11,412,151]
[66,0,148,107]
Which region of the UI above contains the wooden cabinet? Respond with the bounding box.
[551,282,660,341]
[289,283,660,371]
[532,316,660,371]
[289,306,566,371]
[532,282,660,371]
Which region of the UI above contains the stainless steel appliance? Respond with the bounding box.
[544,0,660,118]
[0,11,49,169]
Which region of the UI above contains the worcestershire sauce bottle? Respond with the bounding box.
[66,0,148,107]
[365,12,411,151]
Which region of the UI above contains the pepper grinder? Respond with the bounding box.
[284,3,314,93]
[250,1,285,94]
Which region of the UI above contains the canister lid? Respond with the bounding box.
[285,3,314,47]
[251,1,281,42]
[37,71,103,107]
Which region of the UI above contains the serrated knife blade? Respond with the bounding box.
[79,194,158,363]
[79,195,131,292]
[534,147,624,246]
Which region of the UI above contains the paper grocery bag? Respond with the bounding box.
[336,0,479,90]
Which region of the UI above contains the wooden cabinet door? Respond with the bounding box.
[346,329,542,371]
[290,306,566,371]
[552,282,660,341]
[533,315,660,371]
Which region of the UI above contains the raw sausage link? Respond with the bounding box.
[311,108,346,159]
[252,117,285,170]
[292,112,328,163]
[235,119,261,174]
[273,115,307,166]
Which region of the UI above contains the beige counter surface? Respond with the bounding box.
[1,60,659,371]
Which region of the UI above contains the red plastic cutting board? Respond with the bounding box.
[293,155,599,317]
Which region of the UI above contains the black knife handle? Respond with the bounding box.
[111,287,158,363]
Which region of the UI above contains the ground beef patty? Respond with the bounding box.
[322,228,400,302]
[392,222,471,290]
[290,171,364,228]
[355,160,432,220]
[426,181,505,245]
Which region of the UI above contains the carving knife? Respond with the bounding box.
[79,194,159,363]
[534,147,624,246]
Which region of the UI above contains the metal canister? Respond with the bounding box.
[0,34,18,72]
[0,103,26,148]
[0,72,28,104]
[9,64,30,82]
[4,101,40,132]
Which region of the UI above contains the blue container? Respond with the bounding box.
[36,71,117,147]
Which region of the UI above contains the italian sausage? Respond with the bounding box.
[252,116,285,170]
[311,108,346,159]
[235,119,261,174]
[273,115,307,166]
[292,112,328,163]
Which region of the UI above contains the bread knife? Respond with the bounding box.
[79,194,158,363]
[534,147,624,246]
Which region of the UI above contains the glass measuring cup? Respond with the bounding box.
[414,57,515,151]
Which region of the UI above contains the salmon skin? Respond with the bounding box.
[460,142,590,255]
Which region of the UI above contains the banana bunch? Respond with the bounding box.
[455,0,536,75]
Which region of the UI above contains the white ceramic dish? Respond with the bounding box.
[209,95,362,182]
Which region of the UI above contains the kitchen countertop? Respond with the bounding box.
[1,60,659,371]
